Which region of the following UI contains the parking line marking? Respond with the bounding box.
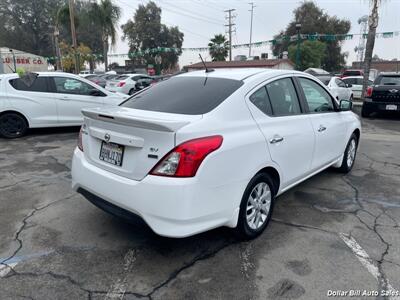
[339,233,399,299]
[0,263,17,278]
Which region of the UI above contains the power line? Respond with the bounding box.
[225,9,236,61]
[160,0,222,24]
[161,5,223,26]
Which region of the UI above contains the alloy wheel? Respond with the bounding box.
[246,182,272,230]
[347,139,356,168]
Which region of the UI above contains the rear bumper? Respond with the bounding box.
[71,149,241,238]
[363,99,400,112]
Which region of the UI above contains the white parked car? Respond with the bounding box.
[0,72,128,138]
[72,69,361,239]
[317,76,353,101]
[342,76,374,99]
[105,74,153,95]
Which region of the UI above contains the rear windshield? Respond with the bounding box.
[116,75,128,80]
[317,77,331,86]
[377,76,400,85]
[120,76,243,115]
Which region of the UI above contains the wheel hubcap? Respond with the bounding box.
[347,139,356,168]
[0,115,23,135]
[246,182,272,230]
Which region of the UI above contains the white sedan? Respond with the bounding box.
[318,76,353,101]
[72,69,361,239]
[105,74,153,95]
[0,72,128,138]
[342,76,374,99]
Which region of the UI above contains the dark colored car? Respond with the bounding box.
[85,75,107,88]
[362,73,400,117]
[341,69,364,78]
[134,77,154,91]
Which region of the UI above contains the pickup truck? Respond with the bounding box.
[362,73,400,117]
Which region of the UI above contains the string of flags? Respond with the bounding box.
[42,31,400,61]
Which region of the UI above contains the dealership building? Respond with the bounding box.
[0,47,48,74]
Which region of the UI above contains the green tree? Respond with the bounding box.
[272,1,350,72]
[288,40,326,70]
[91,0,121,72]
[121,1,184,74]
[0,0,63,58]
[208,34,229,61]
[57,1,104,72]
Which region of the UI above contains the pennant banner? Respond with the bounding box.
[44,31,400,61]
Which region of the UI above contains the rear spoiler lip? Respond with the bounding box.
[82,108,200,132]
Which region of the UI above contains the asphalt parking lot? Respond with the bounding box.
[1,108,400,300]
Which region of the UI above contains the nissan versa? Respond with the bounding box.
[71,69,361,239]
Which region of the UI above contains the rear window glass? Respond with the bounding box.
[377,76,400,85]
[9,77,48,92]
[318,77,331,86]
[116,75,128,80]
[121,76,243,115]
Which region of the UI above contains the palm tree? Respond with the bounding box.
[91,0,121,72]
[361,0,381,99]
[208,34,229,61]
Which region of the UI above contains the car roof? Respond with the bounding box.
[179,68,297,81]
[342,76,363,79]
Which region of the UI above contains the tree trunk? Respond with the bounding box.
[361,0,380,100]
[103,37,108,72]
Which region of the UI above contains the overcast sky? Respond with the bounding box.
[108,0,400,68]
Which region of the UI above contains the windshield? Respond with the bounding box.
[378,76,400,85]
[121,76,243,115]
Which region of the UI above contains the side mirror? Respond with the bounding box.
[346,83,353,88]
[339,100,352,111]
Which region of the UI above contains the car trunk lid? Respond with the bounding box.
[81,106,202,181]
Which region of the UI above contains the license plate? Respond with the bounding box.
[99,142,124,166]
[386,104,398,111]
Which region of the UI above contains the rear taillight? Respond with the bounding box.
[117,81,126,87]
[366,86,373,98]
[150,135,223,177]
[78,125,84,151]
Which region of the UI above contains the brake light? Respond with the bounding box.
[117,81,126,87]
[78,125,84,151]
[366,86,373,98]
[150,135,223,177]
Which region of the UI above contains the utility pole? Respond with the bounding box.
[248,3,255,58]
[54,27,63,71]
[295,23,302,70]
[225,9,236,61]
[361,0,380,100]
[69,0,79,74]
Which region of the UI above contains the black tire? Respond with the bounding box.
[235,173,275,240]
[0,113,28,138]
[338,133,358,173]
[128,89,135,95]
[361,104,371,118]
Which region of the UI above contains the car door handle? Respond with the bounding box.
[58,96,70,101]
[269,136,284,144]
[318,125,327,132]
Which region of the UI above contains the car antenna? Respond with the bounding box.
[199,54,214,73]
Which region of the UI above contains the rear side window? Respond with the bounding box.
[266,78,301,116]
[9,77,48,92]
[121,76,243,115]
[377,76,400,85]
[249,87,272,116]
